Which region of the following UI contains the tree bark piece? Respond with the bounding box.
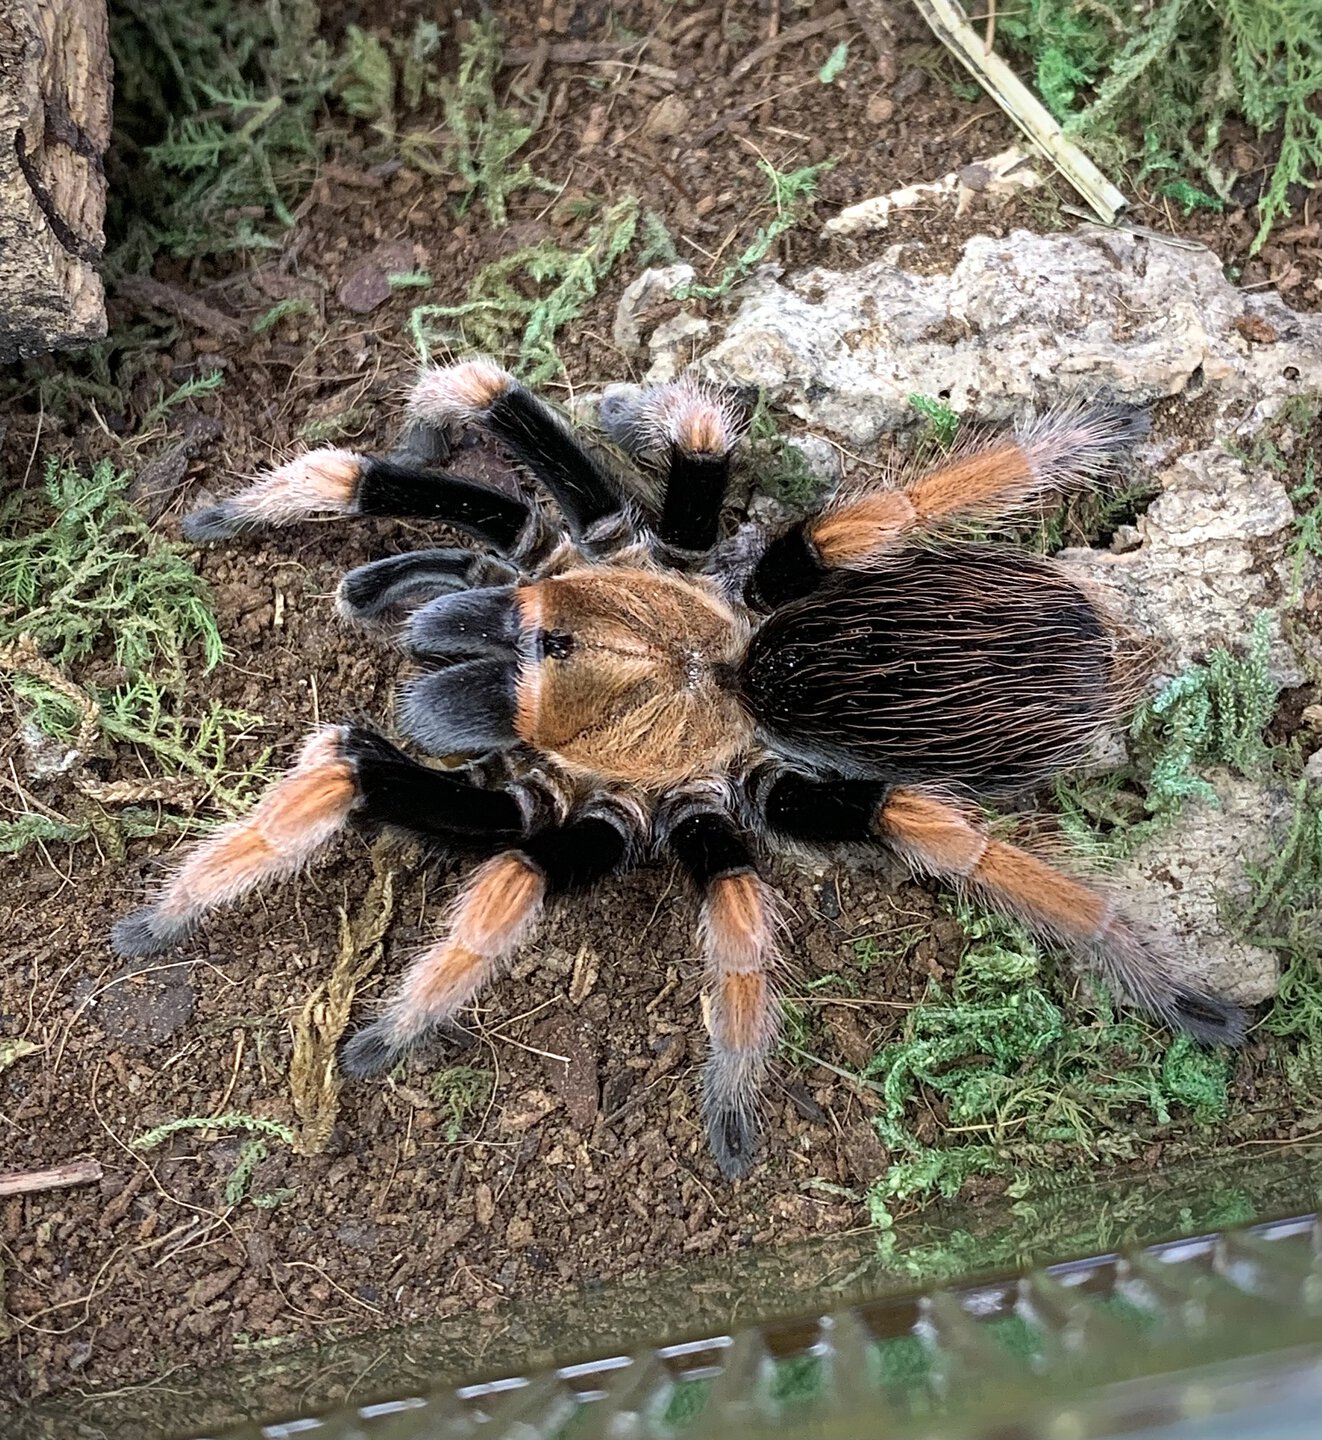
[0,0,111,363]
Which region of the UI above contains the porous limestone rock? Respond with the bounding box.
[1111,773,1294,1005]
[680,226,1322,1004]
[694,227,1322,442]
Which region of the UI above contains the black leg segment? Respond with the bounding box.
[344,728,529,846]
[354,458,534,552]
[751,766,891,845]
[743,524,830,611]
[658,453,731,558]
[482,385,640,543]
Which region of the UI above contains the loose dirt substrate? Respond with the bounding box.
[3,0,1320,1410]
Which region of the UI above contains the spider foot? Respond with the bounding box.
[109,907,196,958]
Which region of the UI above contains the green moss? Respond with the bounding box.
[0,459,268,849]
[863,909,1230,1228]
[409,196,639,381]
[745,392,833,512]
[110,0,331,263]
[428,17,545,225]
[678,160,830,301]
[908,394,961,452]
[995,0,1322,252]
[429,1065,493,1142]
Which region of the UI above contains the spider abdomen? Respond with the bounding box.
[741,544,1132,794]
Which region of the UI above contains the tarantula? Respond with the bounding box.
[111,360,1247,1178]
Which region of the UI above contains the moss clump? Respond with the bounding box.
[409,196,640,382]
[996,0,1322,252]
[0,458,267,850]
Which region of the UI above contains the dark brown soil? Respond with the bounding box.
[2,0,1319,1412]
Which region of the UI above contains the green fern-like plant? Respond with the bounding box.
[409,195,639,381]
[679,160,830,301]
[398,16,547,225]
[109,0,332,262]
[864,908,1230,1226]
[0,459,268,832]
[997,0,1322,252]
[1134,611,1277,825]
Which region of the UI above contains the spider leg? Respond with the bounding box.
[407,360,641,551]
[660,793,782,1179]
[392,584,530,756]
[109,726,551,958]
[750,766,1248,1046]
[340,794,644,1075]
[337,548,518,626]
[182,449,536,554]
[599,379,747,563]
[746,402,1149,609]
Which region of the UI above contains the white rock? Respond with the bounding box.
[1059,450,1301,683]
[643,312,711,384]
[698,227,1322,444]
[824,148,1041,237]
[1111,773,1292,1004]
[612,263,695,356]
[20,720,81,780]
[785,435,843,492]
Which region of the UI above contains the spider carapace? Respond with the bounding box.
[111,360,1247,1178]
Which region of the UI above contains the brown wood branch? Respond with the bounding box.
[115,275,243,339]
[907,0,1128,223]
[503,39,649,66]
[729,10,850,83]
[0,0,111,361]
[844,0,899,81]
[0,1157,103,1198]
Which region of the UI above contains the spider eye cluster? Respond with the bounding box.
[538,629,576,660]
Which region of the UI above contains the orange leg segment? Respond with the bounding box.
[699,869,783,1179]
[876,787,1247,1045]
[807,404,1149,570]
[340,853,548,1075]
[111,726,359,957]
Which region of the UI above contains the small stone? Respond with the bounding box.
[535,1014,600,1130]
[644,312,711,384]
[613,263,695,354]
[73,965,196,1050]
[642,94,690,140]
[1235,314,1279,345]
[499,1087,560,1132]
[337,240,416,315]
[569,946,599,1005]
[865,94,895,125]
[786,435,842,492]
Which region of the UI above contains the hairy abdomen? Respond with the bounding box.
[740,544,1137,794]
